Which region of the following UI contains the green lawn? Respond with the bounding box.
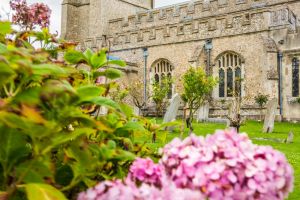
[135,120,300,200]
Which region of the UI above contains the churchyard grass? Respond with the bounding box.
[135,120,300,200]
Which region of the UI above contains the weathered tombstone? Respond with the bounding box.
[228,100,237,121]
[227,100,237,128]
[163,93,181,130]
[133,106,141,116]
[263,98,278,133]
[286,131,294,143]
[99,106,108,116]
[197,103,209,122]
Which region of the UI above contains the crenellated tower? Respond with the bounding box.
[61,0,154,42]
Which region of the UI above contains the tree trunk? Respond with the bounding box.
[188,108,194,135]
[152,132,156,143]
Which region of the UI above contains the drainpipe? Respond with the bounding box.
[143,48,149,106]
[204,39,213,74]
[278,52,283,120]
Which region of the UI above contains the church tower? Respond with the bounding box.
[61,0,154,41]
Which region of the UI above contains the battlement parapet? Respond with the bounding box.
[82,1,298,51]
[270,7,297,31]
[62,0,90,7]
[108,0,272,33]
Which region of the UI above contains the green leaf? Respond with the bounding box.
[13,87,41,105]
[55,165,73,186]
[158,121,181,130]
[115,122,146,138]
[0,21,12,36]
[0,62,16,86]
[113,150,135,161]
[107,140,117,149]
[104,68,123,79]
[107,60,126,67]
[91,49,107,69]
[79,96,121,110]
[42,128,93,154]
[120,104,133,118]
[16,159,52,184]
[0,43,7,54]
[65,144,98,177]
[31,64,68,77]
[0,126,29,176]
[76,85,105,101]
[64,50,85,64]
[25,183,67,200]
[83,48,93,65]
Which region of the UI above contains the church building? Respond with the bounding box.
[61,0,300,121]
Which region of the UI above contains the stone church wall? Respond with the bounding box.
[62,0,300,120]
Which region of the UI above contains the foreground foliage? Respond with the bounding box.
[0,21,169,200]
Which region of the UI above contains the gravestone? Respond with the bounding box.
[286,131,294,143]
[197,103,209,122]
[263,98,278,133]
[228,100,237,121]
[163,93,181,130]
[133,106,141,116]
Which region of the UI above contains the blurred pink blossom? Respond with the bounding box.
[79,129,294,200]
[10,0,51,30]
[161,129,294,200]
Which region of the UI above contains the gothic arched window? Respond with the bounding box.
[152,59,174,99]
[217,52,243,98]
[292,57,299,97]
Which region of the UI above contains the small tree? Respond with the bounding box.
[255,93,269,121]
[151,77,172,117]
[181,67,217,134]
[126,80,149,116]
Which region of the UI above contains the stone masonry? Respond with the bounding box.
[61,0,300,121]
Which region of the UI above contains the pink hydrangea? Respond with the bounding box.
[78,129,294,200]
[160,129,294,200]
[128,158,163,187]
[77,178,204,200]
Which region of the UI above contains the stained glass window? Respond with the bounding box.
[235,67,241,96]
[219,69,225,97]
[155,74,159,83]
[167,73,172,99]
[227,68,233,97]
[292,58,299,97]
[217,52,243,98]
[152,59,173,99]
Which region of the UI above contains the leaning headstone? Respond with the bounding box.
[263,98,278,133]
[197,103,209,122]
[228,100,237,121]
[133,106,141,116]
[163,93,181,130]
[286,131,294,143]
[99,106,108,116]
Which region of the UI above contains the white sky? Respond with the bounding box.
[0,0,188,34]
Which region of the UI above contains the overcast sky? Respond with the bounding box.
[0,0,188,34]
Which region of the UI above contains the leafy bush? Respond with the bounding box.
[0,21,164,200]
[254,94,269,121]
[79,129,294,200]
[181,67,217,133]
[151,76,172,117]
